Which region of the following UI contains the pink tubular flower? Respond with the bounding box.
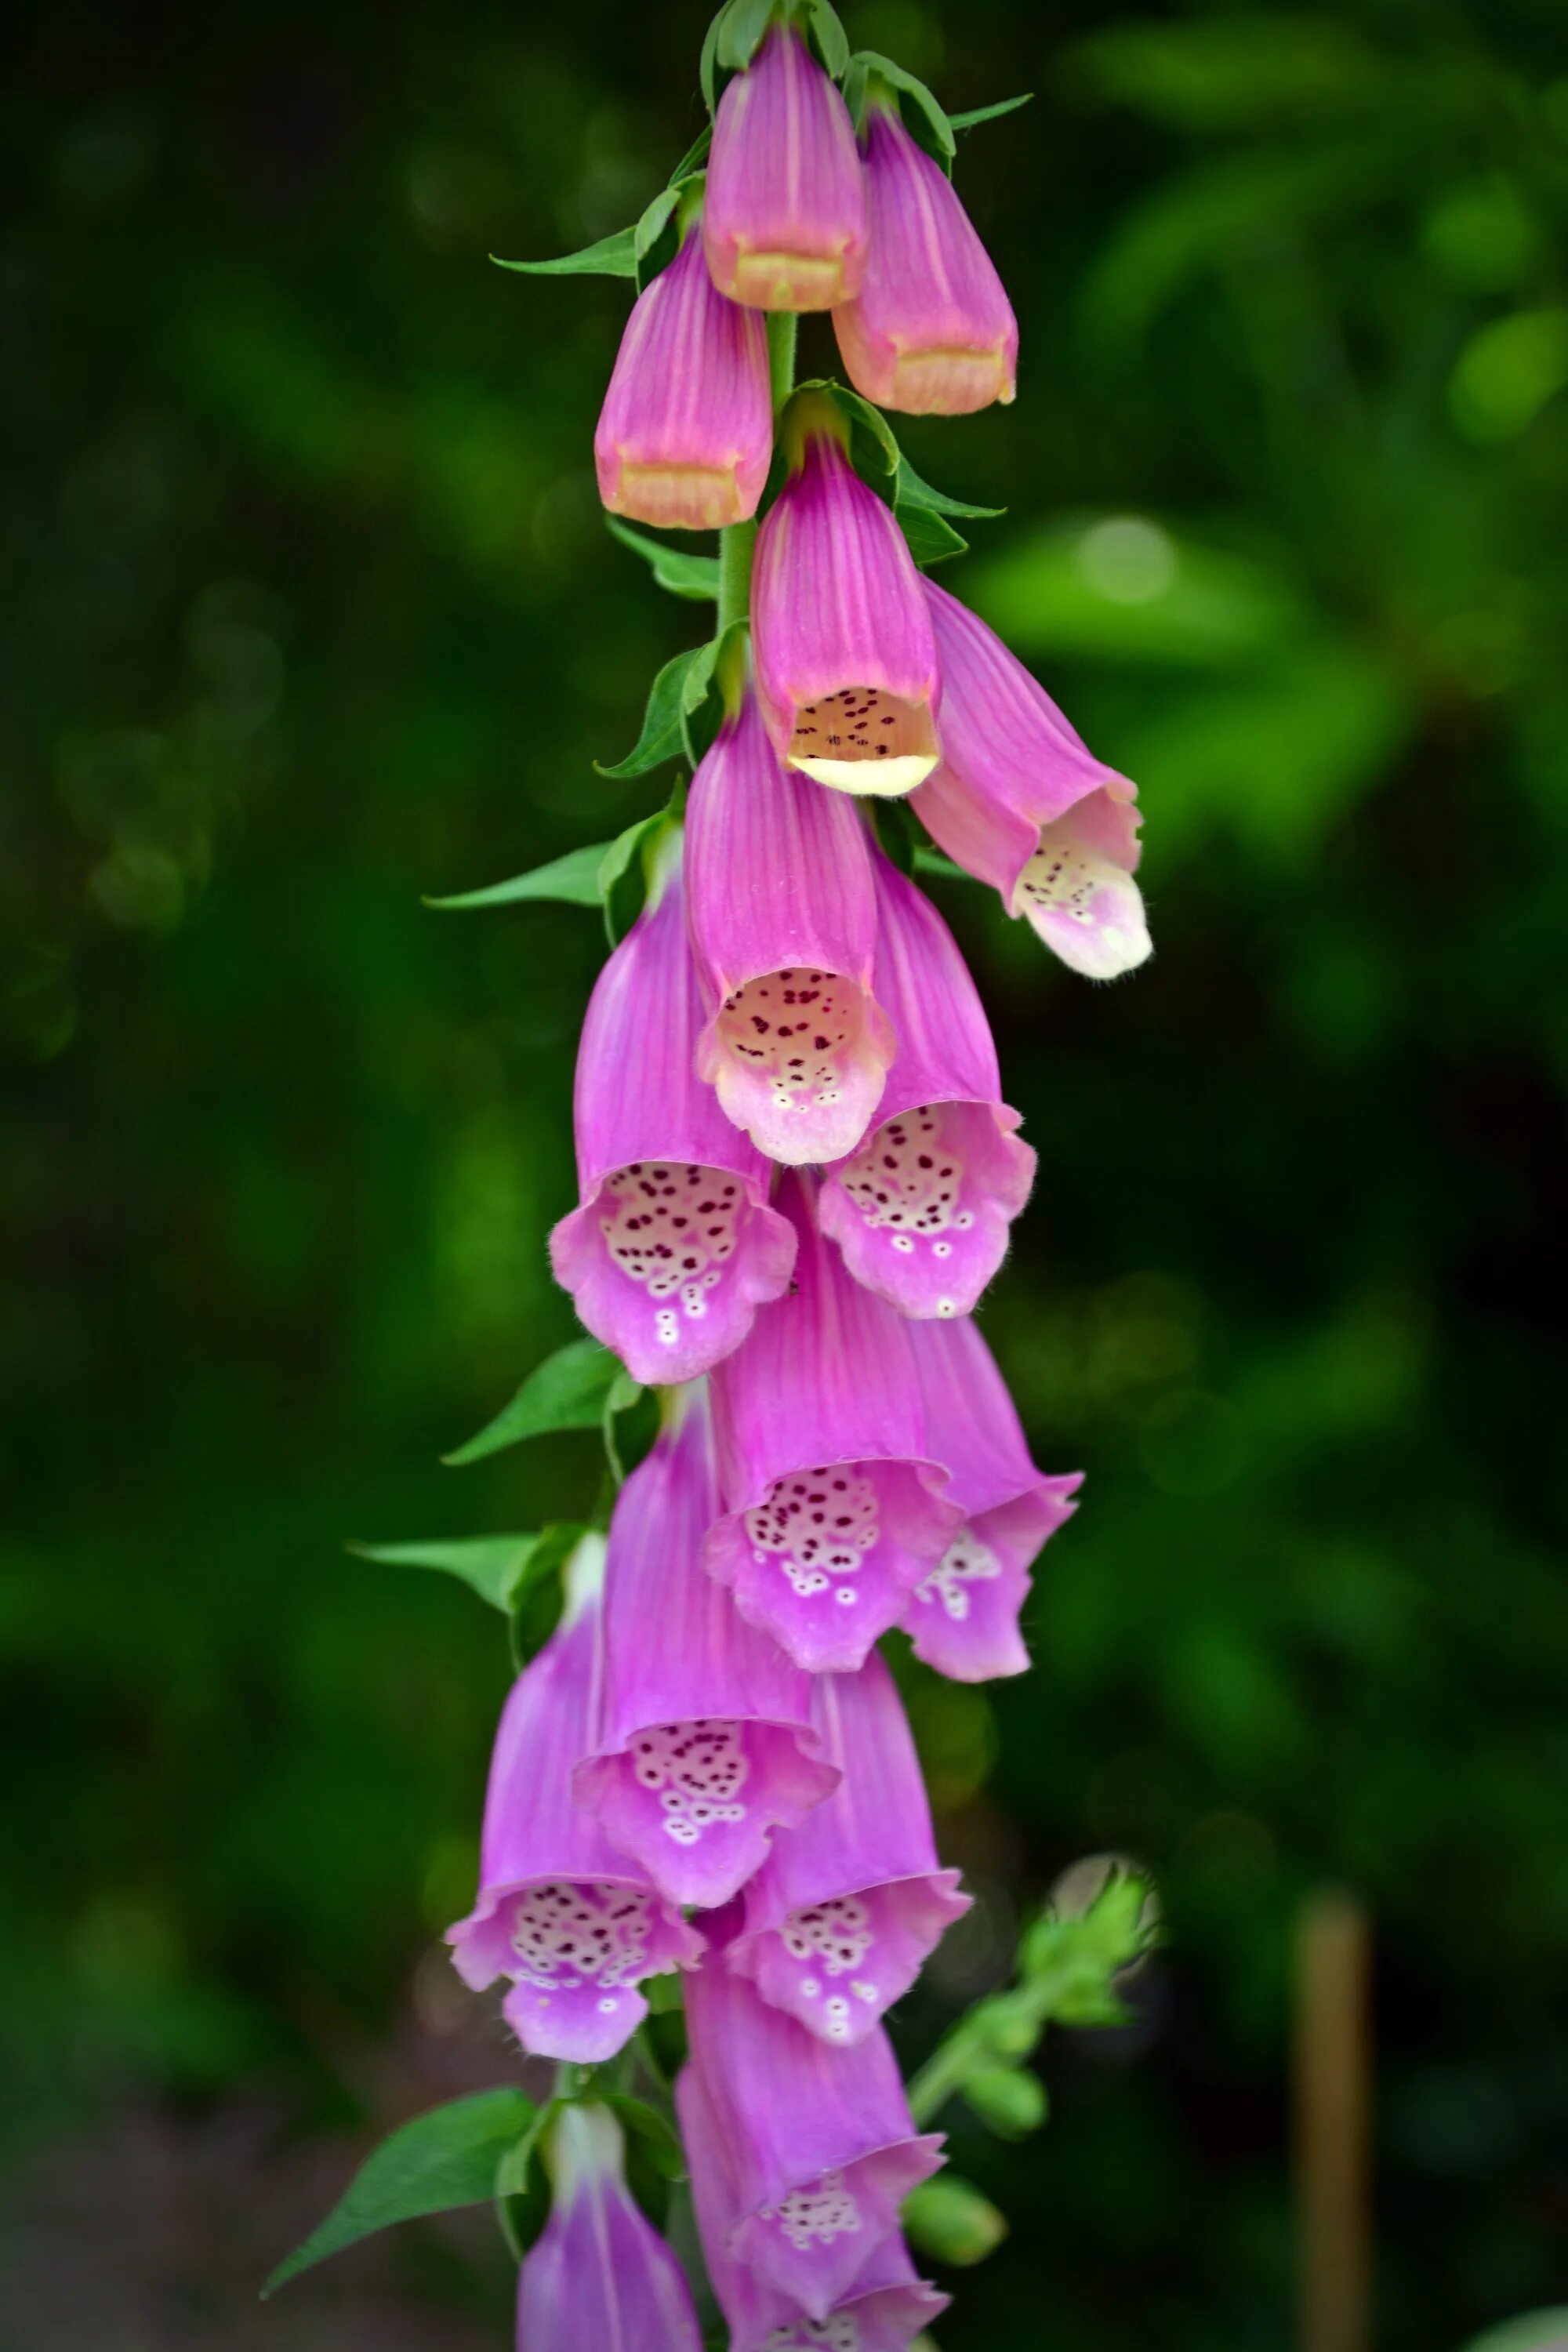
[703,21,869,311]
[681,1921,945,2320]
[819,853,1035,1319]
[913,576,1152,978]
[751,395,941,796]
[728,1647,969,2045]
[903,1312,1083,1681]
[594,215,772,531]
[680,2058,948,2352]
[445,1536,701,2064]
[517,2101,702,2352]
[549,852,796,1383]
[685,687,895,1167]
[833,96,1018,416]
[706,1170,961,1674]
[575,1388,837,1911]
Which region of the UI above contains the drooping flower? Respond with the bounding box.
[575,1388,837,1911]
[445,1536,702,2064]
[703,21,869,311]
[516,2100,702,2352]
[751,392,941,797]
[728,1647,969,2045]
[549,848,796,1383]
[680,1913,944,2320]
[819,852,1034,1319]
[912,576,1152,978]
[594,212,773,531]
[902,1312,1083,1680]
[832,93,1017,416]
[706,1170,960,1674]
[685,685,895,1167]
[680,2054,948,2352]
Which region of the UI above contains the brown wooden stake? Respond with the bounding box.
[1295,1888,1372,2352]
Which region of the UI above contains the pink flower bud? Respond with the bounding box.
[681,2051,948,2350]
[704,22,869,311]
[833,99,1018,415]
[728,1648,969,2045]
[913,577,1152,978]
[594,218,773,531]
[706,1170,962,1674]
[752,398,941,795]
[685,685,895,1166]
[575,1390,837,1911]
[680,1916,945,2320]
[819,852,1036,1319]
[904,1314,1083,1681]
[517,2103,702,2352]
[549,857,796,1384]
[445,1538,702,2063]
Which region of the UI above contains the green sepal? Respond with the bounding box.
[681,617,748,770]
[263,2089,535,2295]
[633,175,705,293]
[788,379,1000,565]
[598,793,684,949]
[597,648,710,780]
[607,517,722,601]
[949,93,1034,134]
[345,1532,539,1613]
[714,0,775,74]
[506,1522,586,1671]
[844,51,956,170]
[495,2099,557,2262]
[442,1338,636,1468]
[902,2174,1008,2267]
[490,230,637,279]
[801,0,850,78]
[702,0,849,117]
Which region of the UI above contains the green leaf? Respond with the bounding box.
[600,2093,687,2183]
[507,1522,588,1671]
[443,1338,630,1468]
[677,620,744,771]
[263,2089,535,2294]
[894,454,1004,523]
[423,841,607,913]
[846,51,955,169]
[597,799,683,948]
[597,648,710,779]
[346,1534,539,1613]
[606,517,721,601]
[897,503,969,566]
[633,183,699,292]
[490,230,637,279]
[666,127,713,187]
[949,93,1034,133]
[495,2100,557,2263]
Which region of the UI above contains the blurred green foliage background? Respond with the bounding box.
[3,1,1566,2346]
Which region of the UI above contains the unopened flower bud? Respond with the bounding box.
[705,20,869,310]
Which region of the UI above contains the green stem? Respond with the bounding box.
[714,313,798,636]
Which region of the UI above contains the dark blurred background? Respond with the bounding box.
[3,1,1566,2346]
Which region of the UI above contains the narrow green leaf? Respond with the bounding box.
[666,126,713,186]
[263,2089,535,2295]
[894,453,1004,522]
[949,93,1034,132]
[423,841,607,912]
[443,1338,625,1468]
[597,648,710,780]
[490,230,637,279]
[633,187,681,261]
[898,503,969,567]
[508,1523,589,1671]
[346,1534,539,1613]
[598,803,679,947]
[606,517,721,601]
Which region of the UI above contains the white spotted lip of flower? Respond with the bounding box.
[767,2170,865,2252]
[713,969,889,1168]
[1014,809,1152,980]
[915,1526,1003,1621]
[631,1719,750,1846]
[597,1160,750,1357]
[788,684,942,797]
[745,1467,881,1601]
[507,1879,655,1987]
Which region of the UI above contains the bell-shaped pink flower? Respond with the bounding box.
[550,853,796,1383]
[680,2055,948,2352]
[706,1170,961,1673]
[913,576,1152,978]
[751,395,941,797]
[681,1917,945,2320]
[703,21,869,311]
[575,1388,837,1911]
[594,213,773,531]
[833,97,1018,416]
[685,687,895,1167]
[445,1537,702,2064]
[903,1313,1083,1681]
[819,853,1035,1319]
[728,1648,969,2045]
[517,2101,702,2352]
